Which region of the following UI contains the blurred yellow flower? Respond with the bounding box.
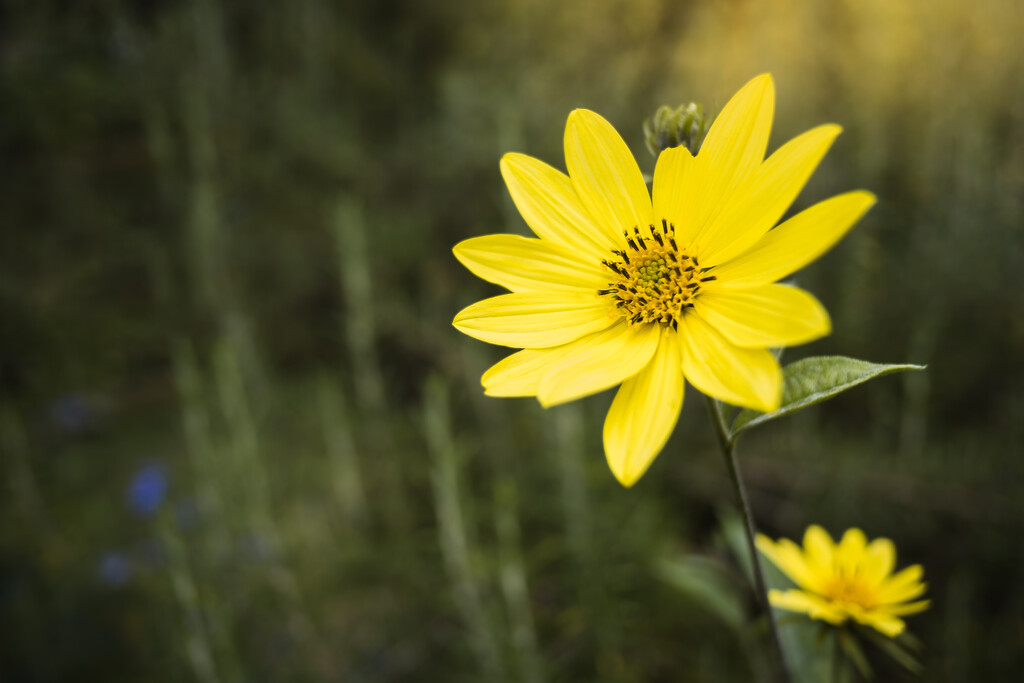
[452,74,874,486]
[756,526,929,637]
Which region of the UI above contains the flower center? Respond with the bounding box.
[822,575,878,609]
[598,220,713,328]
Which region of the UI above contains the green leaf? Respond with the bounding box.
[859,627,924,674]
[839,629,874,679]
[896,630,924,653]
[655,555,746,631]
[732,356,925,435]
[717,506,754,587]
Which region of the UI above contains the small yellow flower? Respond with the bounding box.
[453,74,875,486]
[756,526,929,637]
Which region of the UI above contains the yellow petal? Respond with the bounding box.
[538,322,660,407]
[483,322,646,398]
[651,144,697,235]
[851,611,905,637]
[698,124,842,266]
[768,589,845,625]
[693,284,831,348]
[836,528,868,573]
[878,565,927,604]
[564,109,652,245]
[803,525,836,576]
[861,537,897,584]
[453,234,609,293]
[884,599,930,617]
[602,328,684,487]
[712,191,876,287]
[756,535,816,589]
[798,528,839,589]
[678,313,782,412]
[453,292,616,348]
[500,153,614,259]
[881,581,928,605]
[682,74,775,247]
[482,346,580,398]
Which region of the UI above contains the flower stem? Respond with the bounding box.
[832,629,842,683]
[705,395,790,683]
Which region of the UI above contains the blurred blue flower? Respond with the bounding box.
[97,552,132,586]
[174,497,201,531]
[238,533,273,564]
[127,460,168,517]
[49,394,92,434]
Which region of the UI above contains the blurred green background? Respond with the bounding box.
[3,0,1023,681]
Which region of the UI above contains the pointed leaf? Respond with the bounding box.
[859,626,925,674]
[839,629,874,679]
[732,356,924,435]
[655,556,745,631]
[896,630,923,653]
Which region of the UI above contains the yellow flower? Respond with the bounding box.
[756,526,929,637]
[452,74,875,486]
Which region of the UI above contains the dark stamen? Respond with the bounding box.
[701,275,717,283]
[633,227,646,249]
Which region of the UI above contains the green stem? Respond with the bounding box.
[705,395,790,683]
[833,628,842,683]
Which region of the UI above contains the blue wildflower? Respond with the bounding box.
[50,394,92,434]
[98,552,132,586]
[127,460,168,517]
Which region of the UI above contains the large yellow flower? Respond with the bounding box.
[452,74,875,486]
[756,526,929,637]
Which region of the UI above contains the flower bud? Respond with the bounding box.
[643,102,709,157]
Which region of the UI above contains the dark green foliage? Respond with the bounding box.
[2,0,1024,681]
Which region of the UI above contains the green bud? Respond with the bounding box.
[643,102,710,158]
